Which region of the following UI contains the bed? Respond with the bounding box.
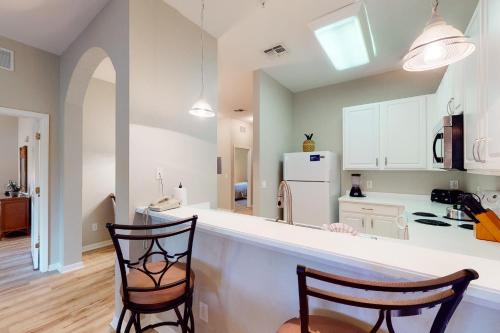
[234,182,248,200]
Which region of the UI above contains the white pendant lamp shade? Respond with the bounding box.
[189,98,215,118]
[403,6,475,72]
[189,0,215,118]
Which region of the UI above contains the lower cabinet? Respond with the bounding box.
[339,202,406,239]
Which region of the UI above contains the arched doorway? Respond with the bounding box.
[62,47,117,269]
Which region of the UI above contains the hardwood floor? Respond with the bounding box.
[0,237,116,333]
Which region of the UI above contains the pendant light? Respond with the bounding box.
[189,0,215,118]
[403,0,475,72]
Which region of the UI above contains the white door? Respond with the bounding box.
[286,181,331,227]
[484,0,500,169]
[284,152,331,181]
[341,212,366,233]
[380,96,427,170]
[30,122,41,270]
[343,104,380,170]
[370,215,400,239]
[463,4,483,169]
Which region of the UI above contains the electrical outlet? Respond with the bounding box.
[449,180,459,190]
[156,167,163,180]
[91,223,98,232]
[199,302,208,323]
[366,180,373,190]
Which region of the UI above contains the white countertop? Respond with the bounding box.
[340,193,500,261]
[136,205,500,308]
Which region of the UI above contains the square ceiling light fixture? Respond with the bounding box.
[309,1,376,71]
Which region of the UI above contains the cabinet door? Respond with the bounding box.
[340,212,366,233]
[343,104,380,170]
[380,97,427,169]
[369,215,400,239]
[484,0,500,169]
[463,4,484,169]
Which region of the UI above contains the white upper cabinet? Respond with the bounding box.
[483,0,500,170]
[380,96,427,169]
[463,3,483,170]
[343,104,380,170]
[343,96,428,171]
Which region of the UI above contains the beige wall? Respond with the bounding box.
[129,0,218,211]
[0,115,18,190]
[253,71,294,219]
[0,35,59,263]
[291,68,469,196]
[82,78,115,247]
[234,148,248,183]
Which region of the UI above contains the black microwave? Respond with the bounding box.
[432,114,465,171]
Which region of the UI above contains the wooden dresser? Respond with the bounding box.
[0,196,30,239]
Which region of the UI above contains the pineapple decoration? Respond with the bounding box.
[303,133,316,152]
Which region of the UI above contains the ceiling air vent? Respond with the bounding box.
[264,44,288,58]
[0,48,14,71]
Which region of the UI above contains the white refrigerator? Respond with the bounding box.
[283,151,340,228]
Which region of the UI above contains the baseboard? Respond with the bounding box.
[82,240,113,253]
[58,261,84,274]
[48,263,61,272]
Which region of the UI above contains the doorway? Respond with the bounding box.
[81,57,116,254]
[233,146,252,215]
[0,107,49,273]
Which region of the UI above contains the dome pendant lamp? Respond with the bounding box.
[403,0,475,72]
[189,0,215,118]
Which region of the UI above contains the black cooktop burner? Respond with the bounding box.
[458,224,474,230]
[413,212,438,217]
[414,219,451,227]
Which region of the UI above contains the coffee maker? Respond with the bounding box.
[349,173,365,197]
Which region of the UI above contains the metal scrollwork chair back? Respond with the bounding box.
[107,215,197,333]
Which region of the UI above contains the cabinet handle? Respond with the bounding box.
[361,207,374,211]
[362,218,365,228]
[371,218,374,229]
[376,158,379,167]
[478,138,486,163]
[385,157,388,166]
[473,139,479,162]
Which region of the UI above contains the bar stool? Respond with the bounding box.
[107,215,198,333]
[278,265,478,333]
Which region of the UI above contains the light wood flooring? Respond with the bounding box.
[0,237,117,333]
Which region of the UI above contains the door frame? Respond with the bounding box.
[0,107,49,272]
[232,145,252,211]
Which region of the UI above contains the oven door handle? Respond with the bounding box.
[433,133,444,163]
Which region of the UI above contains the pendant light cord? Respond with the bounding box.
[200,0,205,97]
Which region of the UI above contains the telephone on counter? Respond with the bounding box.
[148,196,181,212]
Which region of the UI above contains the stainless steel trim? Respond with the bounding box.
[443,125,454,169]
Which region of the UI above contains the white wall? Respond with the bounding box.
[0,115,18,190]
[0,35,59,264]
[217,116,253,210]
[234,148,248,183]
[82,78,115,247]
[129,0,218,210]
[59,0,129,268]
[253,71,294,219]
[292,69,468,195]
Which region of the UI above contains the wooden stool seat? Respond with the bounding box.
[278,316,367,333]
[124,261,195,308]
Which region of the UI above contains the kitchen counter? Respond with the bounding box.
[340,192,500,261]
[136,205,500,308]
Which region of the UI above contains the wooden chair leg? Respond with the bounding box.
[116,307,127,333]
